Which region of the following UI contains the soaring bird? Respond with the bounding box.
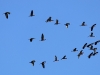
[54,19,60,25]
[29,10,35,17]
[88,52,93,58]
[87,43,94,47]
[77,50,84,59]
[80,22,86,26]
[53,55,59,62]
[61,55,67,60]
[40,61,46,68]
[89,45,93,50]
[93,52,98,56]
[64,23,70,28]
[91,24,96,31]
[4,12,10,19]
[89,32,95,37]
[29,60,36,66]
[94,40,100,45]
[45,17,54,22]
[29,38,35,42]
[93,48,97,53]
[71,48,78,52]
[40,33,46,41]
[82,43,87,49]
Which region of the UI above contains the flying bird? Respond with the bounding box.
[29,10,35,17]
[53,55,59,62]
[80,22,86,26]
[94,40,100,45]
[82,43,87,49]
[45,17,54,22]
[88,52,93,58]
[89,32,95,37]
[29,60,36,66]
[61,55,67,60]
[29,38,35,42]
[54,19,60,25]
[91,24,96,31]
[71,48,78,52]
[40,61,46,68]
[64,23,70,28]
[77,50,84,59]
[4,12,10,19]
[89,45,93,50]
[93,52,98,56]
[40,33,46,41]
[87,43,94,47]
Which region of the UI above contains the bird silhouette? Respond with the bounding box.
[88,52,93,58]
[87,43,94,47]
[80,22,86,26]
[29,10,35,17]
[93,48,97,53]
[93,52,98,56]
[29,60,36,66]
[77,50,84,59]
[40,33,46,41]
[82,43,87,49]
[4,12,10,19]
[53,55,59,62]
[40,61,46,68]
[54,19,60,25]
[89,32,95,37]
[64,23,70,28]
[29,38,35,42]
[71,48,78,52]
[91,24,96,31]
[61,55,67,60]
[45,17,54,22]
[89,45,94,50]
[94,40,100,45]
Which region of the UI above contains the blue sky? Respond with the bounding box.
[0,0,100,75]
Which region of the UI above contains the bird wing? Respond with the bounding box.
[31,10,33,15]
[91,26,93,31]
[83,43,87,49]
[55,56,57,60]
[41,34,44,40]
[56,19,58,23]
[42,63,45,68]
[5,14,8,19]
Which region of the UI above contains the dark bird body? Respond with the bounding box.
[45,17,54,22]
[29,38,35,42]
[87,43,94,47]
[64,23,70,28]
[40,33,46,41]
[61,55,67,60]
[94,40,100,45]
[88,52,93,58]
[72,48,78,52]
[4,12,10,19]
[77,50,84,59]
[40,61,46,68]
[91,24,96,31]
[29,60,36,66]
[53,55,59,62]
[55,19,60,25]
[89,32,95,37]
[93,52,98,56]
[29,10,35,17]
[80,22,86,26]
[83,43,87,49]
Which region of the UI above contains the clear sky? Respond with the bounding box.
[0,0,100,75]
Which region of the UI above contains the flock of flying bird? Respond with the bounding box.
[3,10,99,68]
